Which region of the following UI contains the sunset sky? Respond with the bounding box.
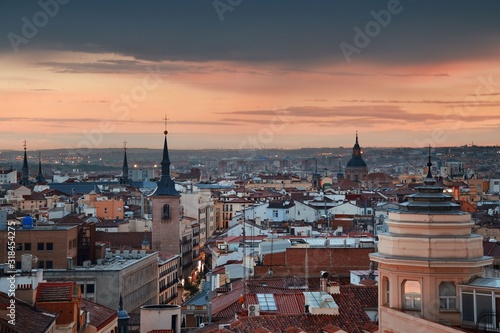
[1,1,500,151]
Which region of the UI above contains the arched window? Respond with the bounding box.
[439,282,457,310]
[384,277,390,306]
[403,280,421,310]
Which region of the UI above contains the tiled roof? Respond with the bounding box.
[212,280,245,316]
[23,192,46,201]
[81,298,118,330]
[0,292,57,333]
[57,215,87,225]
[36,282,74,302]
[360,322,378,333]
[322,324,344,333]
[229,313,371,333]
[283,328,306,333]
[483,241,500,257]
[335,179,361,190]
[245,293,305,315]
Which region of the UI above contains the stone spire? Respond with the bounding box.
[352,130,361,158]
[20,140,30,186]
[119,141,129,185]
[35,151,47,184]
[152,116,179,196]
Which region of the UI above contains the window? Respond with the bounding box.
[162,204,170,219]
[38,261,44,269]
[15,261,21,269]
[257,293,278,311]
[462,292,474,322]
[46,243,53,251]
[16,243,23,251]
[383,277,390,306]
[37,243,44,251]
[273,210,278,218]
[24,243,31,251]
[403,280,421,310]
[86,283,95,293]
[104,207,108,214]
[439,282,456,310]
[45,261,53,269]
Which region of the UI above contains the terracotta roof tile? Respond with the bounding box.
[0,292,57,333]
[322,324,345,333]
[36,282,74,302]
[360,322,379,332]
[283,327,306,333]
[81,298,118,330]
[253,328,271,333]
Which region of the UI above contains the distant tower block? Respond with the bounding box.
[150,117,181,255]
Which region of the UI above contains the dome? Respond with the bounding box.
[118,309,130,320]
[346,157,367,168]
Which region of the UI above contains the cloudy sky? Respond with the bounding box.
[1,0,500,151]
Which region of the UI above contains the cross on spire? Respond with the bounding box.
[123,140,127,150]
[23,140,27,150]
[164,114,169,135]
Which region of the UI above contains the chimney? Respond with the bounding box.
[320,271,329,292]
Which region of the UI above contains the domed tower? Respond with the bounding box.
[370,148,492,330]
[344,132,368,182]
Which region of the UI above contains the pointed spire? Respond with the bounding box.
[352,132,361,157]
[21,140,30,186]
[119,294,124,311]
[120,141,129,185]
[424,145,436,185]
[35,151,47,184]
[152,115,179,196]
[314,158,318,174]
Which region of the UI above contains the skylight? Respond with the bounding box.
[256,293,277,311]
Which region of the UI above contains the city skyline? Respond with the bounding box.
[1,1,500,151]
